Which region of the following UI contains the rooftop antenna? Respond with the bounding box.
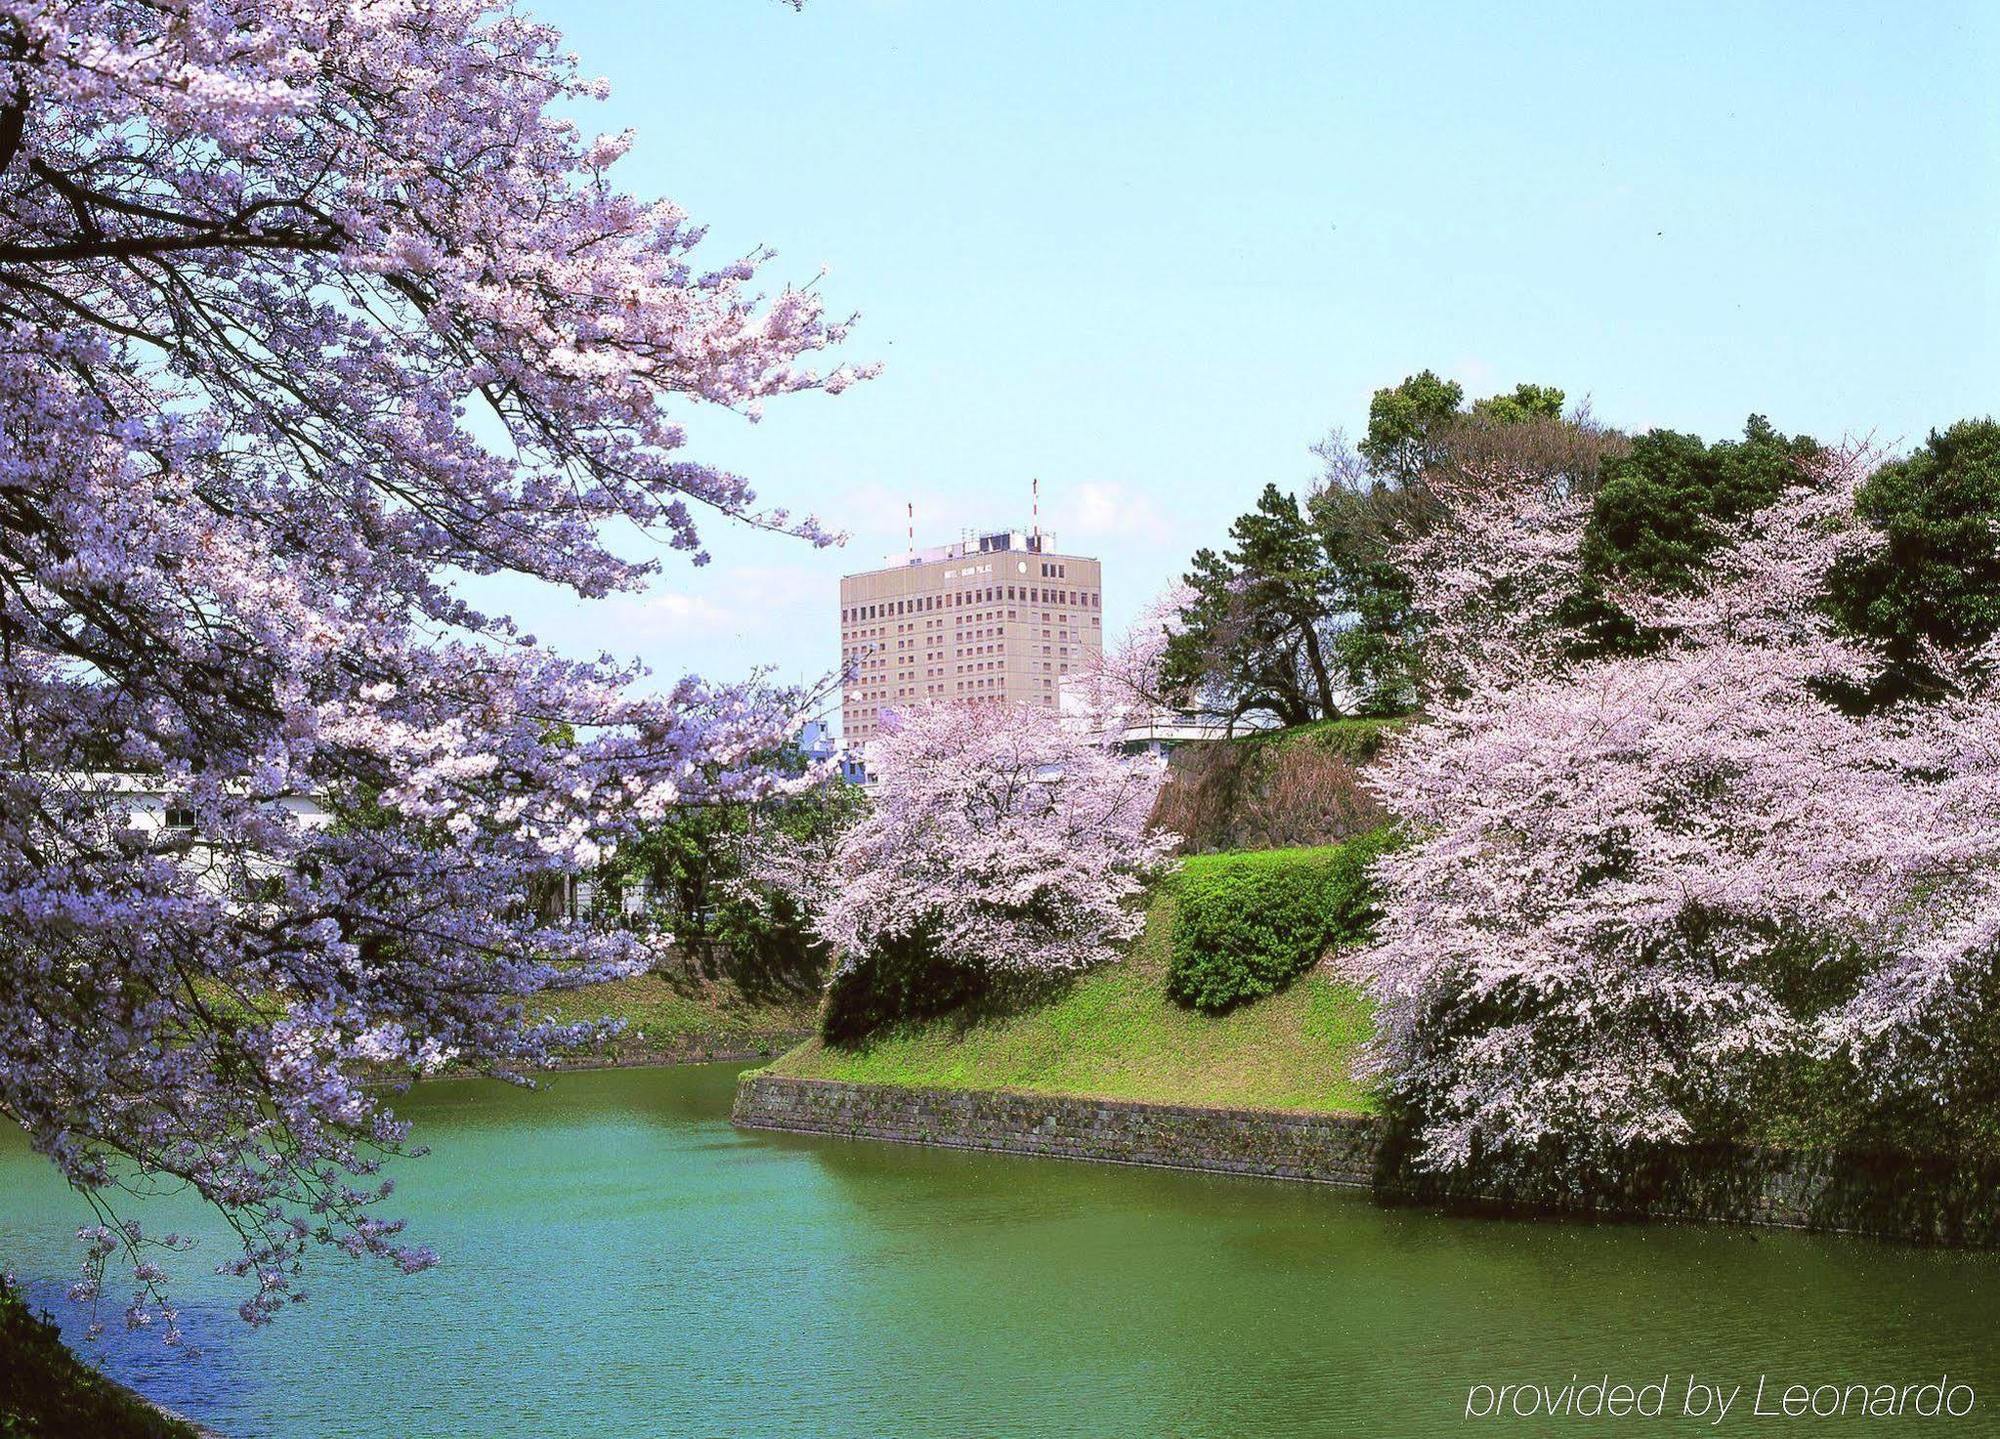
[906,501,914,564]
[1032,477,1040,545]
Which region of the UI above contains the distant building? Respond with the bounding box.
[838,528,1103,745]
[796,716,871,784]
[795,719,837,768]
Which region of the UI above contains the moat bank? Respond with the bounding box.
[734,1073,2000,1246]
[732,1072,1381,1185]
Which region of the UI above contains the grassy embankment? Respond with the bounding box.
[762,889,1379,1114]
[0,1283,200,1439]
[542,970,818,1064]
[1232,715,1403,757]
[765,719,1398,1112]
[195,967,817,1072]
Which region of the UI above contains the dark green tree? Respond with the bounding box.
[601,803,746,944]
[1167,372,1601,724]
[1306,476,1428,716]
[1310,374,1593,711]
[1828,419,2000,704]
[1164,483,1344,728]
[1569,415,1820,656]
[599,763,865,997]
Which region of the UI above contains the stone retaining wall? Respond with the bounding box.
[732,1074,1380,1187]
[733,1074,2000,1246]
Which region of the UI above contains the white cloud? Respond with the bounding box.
[639,591,735,625]
[1053,479,1174,546]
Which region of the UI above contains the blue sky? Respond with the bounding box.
[481,0,1998,721]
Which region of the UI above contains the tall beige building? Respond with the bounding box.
[839,529,1102,743]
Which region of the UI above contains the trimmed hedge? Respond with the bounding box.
[1167,828,1396,1012]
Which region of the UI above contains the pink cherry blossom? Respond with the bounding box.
[762,703,1179,981]
[1072,582,1197,729]
[1349,445,2000,1181]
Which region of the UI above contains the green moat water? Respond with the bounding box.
[4,1063,1997,1437]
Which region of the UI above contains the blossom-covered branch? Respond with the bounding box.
[0,0,869,1331]
[1072,582,1195,729]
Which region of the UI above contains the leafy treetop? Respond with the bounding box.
[1827,418,2000,703]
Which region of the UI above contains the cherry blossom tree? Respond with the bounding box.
[1350,446,2000,1184]
[770,703,1178,999]
[1387,449,1592,698]
[0,0,870,1330]
[1072,582,1195,729]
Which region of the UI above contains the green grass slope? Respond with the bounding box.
[544,972,819,1062]
[764,892,1378,1114]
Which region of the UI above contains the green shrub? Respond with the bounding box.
[1,1279,197,1438]
[1246,717,1402,763]
[1167,828,1396,1012]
